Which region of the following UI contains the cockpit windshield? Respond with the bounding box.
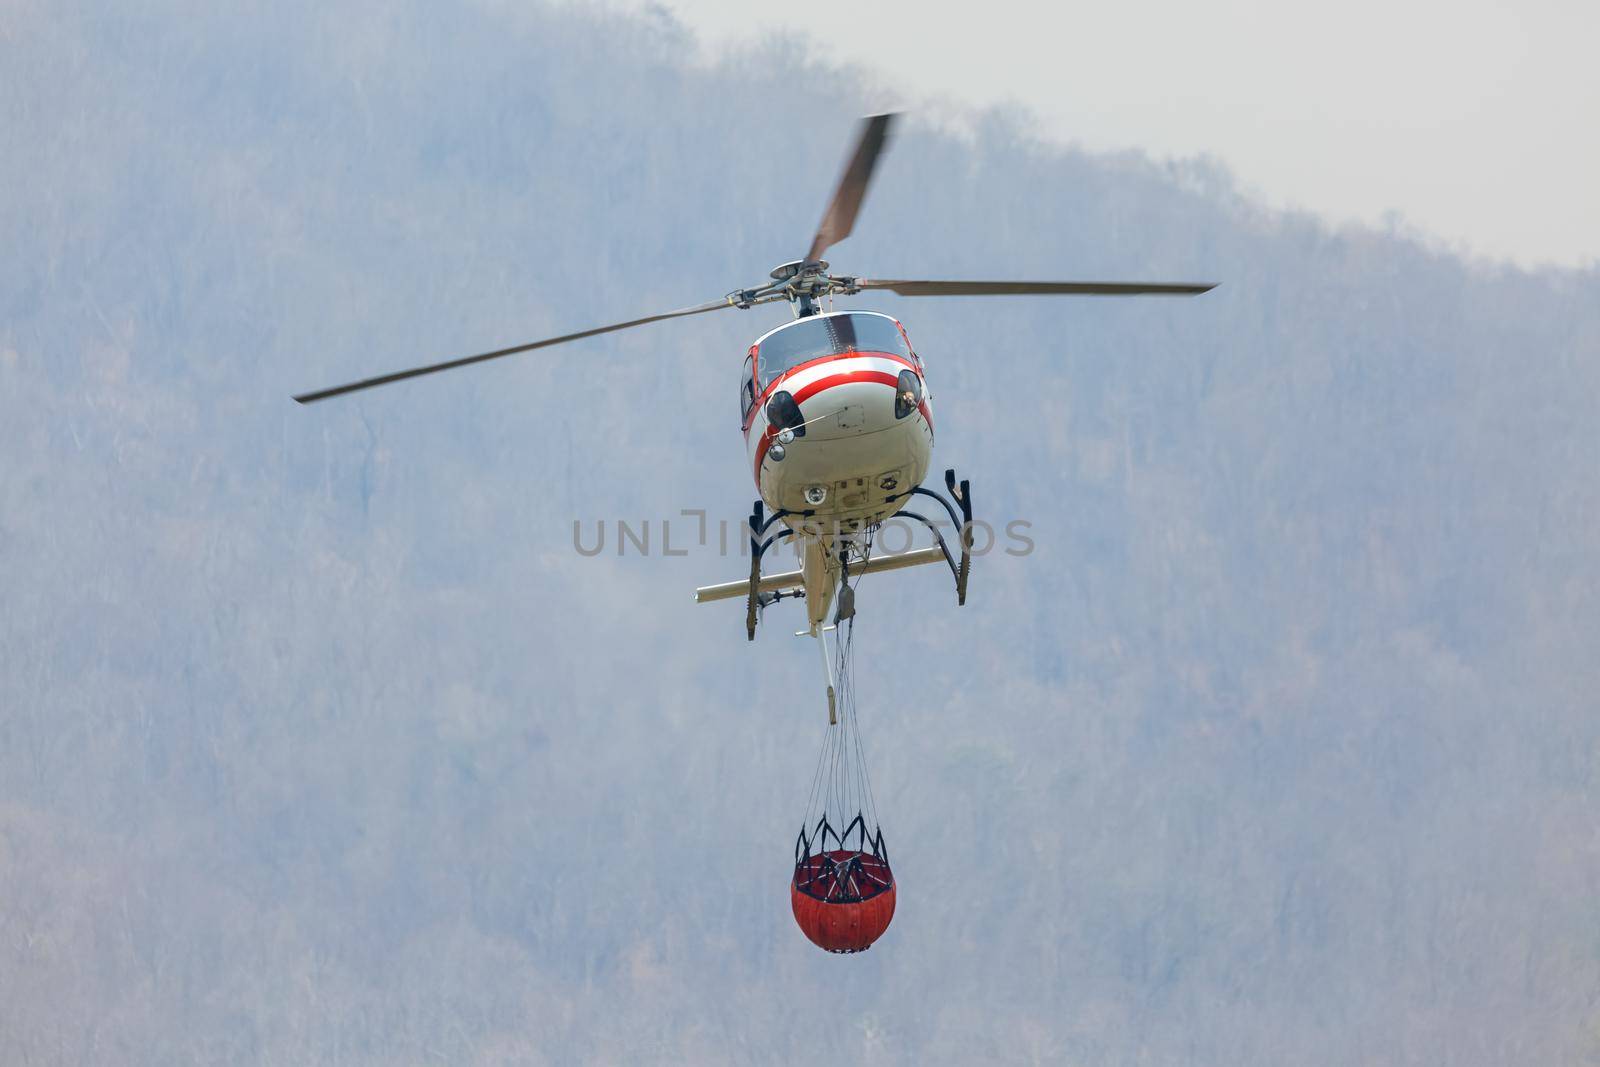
[757,312,910,389]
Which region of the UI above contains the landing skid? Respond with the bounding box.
[739,467,975,642]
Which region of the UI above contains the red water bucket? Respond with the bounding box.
[791,848,896,953]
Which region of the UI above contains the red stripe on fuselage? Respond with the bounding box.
[790,368,900,408]
[744,350,918,437]
[752,369,902,482]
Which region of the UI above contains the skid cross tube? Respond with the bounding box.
[888,484,962,531]
[895,509,959,582]
[883,467,974,605]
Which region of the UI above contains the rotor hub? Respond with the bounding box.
[769,259,828,281]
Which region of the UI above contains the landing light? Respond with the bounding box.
[805,485,828,506]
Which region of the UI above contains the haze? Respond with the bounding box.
[3,2,1599,1064]
[610,0,1600,267]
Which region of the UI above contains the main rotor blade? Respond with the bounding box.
[292,296,738,404]
[805,113,896,265]
[855,279,1217,297]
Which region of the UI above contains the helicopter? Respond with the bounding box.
[294,113,1215,719]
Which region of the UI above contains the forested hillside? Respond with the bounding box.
[3,3,1599,1063]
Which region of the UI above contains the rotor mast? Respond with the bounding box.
[729,259,841,319]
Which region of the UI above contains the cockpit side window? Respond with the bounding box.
[740,351,756,422]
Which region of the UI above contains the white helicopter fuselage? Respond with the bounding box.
[741,311,933,531]
[740,310,934,632]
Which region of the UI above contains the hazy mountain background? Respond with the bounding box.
[4,2,1599,1063]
